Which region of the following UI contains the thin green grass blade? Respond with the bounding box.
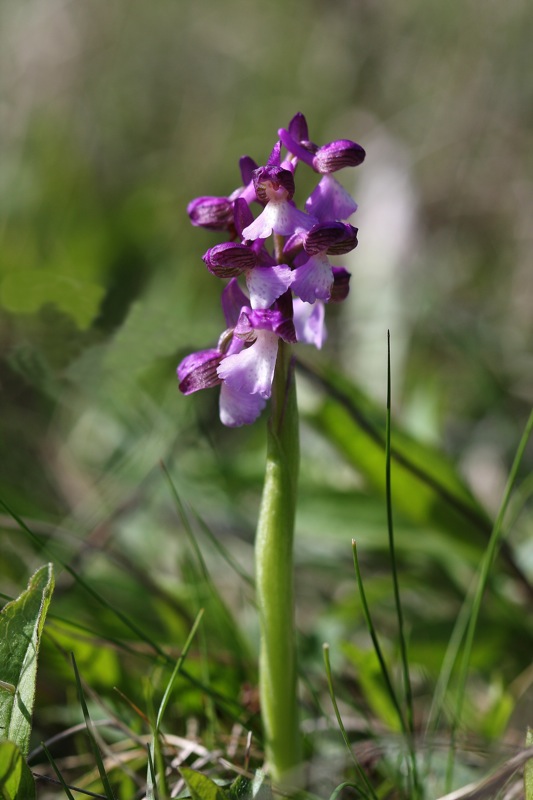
[445,408,533,790]
[70,652,117,800]
[147,609,204,800]
[161,463,250,661]
[351,541,405,733]
[145,741,158,800]
[0,563,54,757]
[385,332,419,799]
[0,497,167,660]
[525,728,533,800]
[299,358,532,597]
[145,683,163,800]
[155,607,204,731]
[323,643,378,800]
[192,510,255,589]
[41,741,77,800]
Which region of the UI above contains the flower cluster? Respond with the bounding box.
[178,113,365,426]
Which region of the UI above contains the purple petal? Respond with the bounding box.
[221,278,249,327]
[242,200,317,241]
[217,330,279,399]
[304,221,359,256]
[253,166,295,203]
[245,264,294,309]
[330,267,351,303]
[305,175,358,221]
[267,141,282,167]
[203,242,256,278]
[239,156,258,186]
[278,128,316,168]
[187,196,234,230]
[293,298,327,349]
[288,112,309,143]
[178,349,222,394]
[313,139,366,173]
[236,303,296,343]
[233,197,255,237]
[219,382,267,427]
[291,253,334,303]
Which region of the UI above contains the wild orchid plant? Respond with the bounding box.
[177,113,365,785]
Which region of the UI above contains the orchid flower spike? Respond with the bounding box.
[178,112,364,426]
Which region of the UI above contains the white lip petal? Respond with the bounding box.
[219,382,266,427]
[246,265,293,309]
[242,200,316,240]
[291,253,333,303]
[217,330,279,398]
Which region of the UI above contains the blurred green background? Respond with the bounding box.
[1,0,533,787]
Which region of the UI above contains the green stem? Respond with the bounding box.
[255,338,301,785]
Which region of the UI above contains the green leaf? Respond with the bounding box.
[300,358,492,553]
[228,771,272,800]
[0,564,54,757]
[0,269,104,330]
[179,767,229,800]
[525,728,533,800]
[0,739,35,800]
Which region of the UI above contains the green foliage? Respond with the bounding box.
[180,767,228,800]
[0,564,54,757]
[0,740,35,800]
[525,728,533,800]
[301,358,491,556]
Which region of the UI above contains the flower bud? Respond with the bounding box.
[329,268,351,302]
[187,196,234,230]
[313,140,366,173]
[304,222,359,256]
[252,166,295,203]
[203,243,257,278]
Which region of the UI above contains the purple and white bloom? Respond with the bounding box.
[179,113,364,426]
[291,221,355,303]
[305,174,359,222]
[178,280,297,427]
[293,298,326,349]
[203,202,294,309]
[278,114,365,174]
[242,164,317,241]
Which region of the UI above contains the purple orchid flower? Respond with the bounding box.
[179,113,363,426]
[202,199,294,309]
[278,113,365,222]
[241,147,317,240]
[178,280,297,427]
[291,220,356,303]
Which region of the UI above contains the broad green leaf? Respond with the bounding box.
[0,740,35,800]
[525,728,533,800]
[0,564,54,756]
[299,359,493,553]
[180,767,229,800]
[228,771,272,800]
[0,270,104,330]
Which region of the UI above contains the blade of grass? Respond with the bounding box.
[161,462,250,662]
[351,541,406,733]
[41,741,78,800]
[445,408,533,791]
[148,608,204,800]
[155,608,204,731]
[298,357,533,599]
[0,496,168,660]
[385,331,419,799]
[323,643,379,800]
[71,652,117,800]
